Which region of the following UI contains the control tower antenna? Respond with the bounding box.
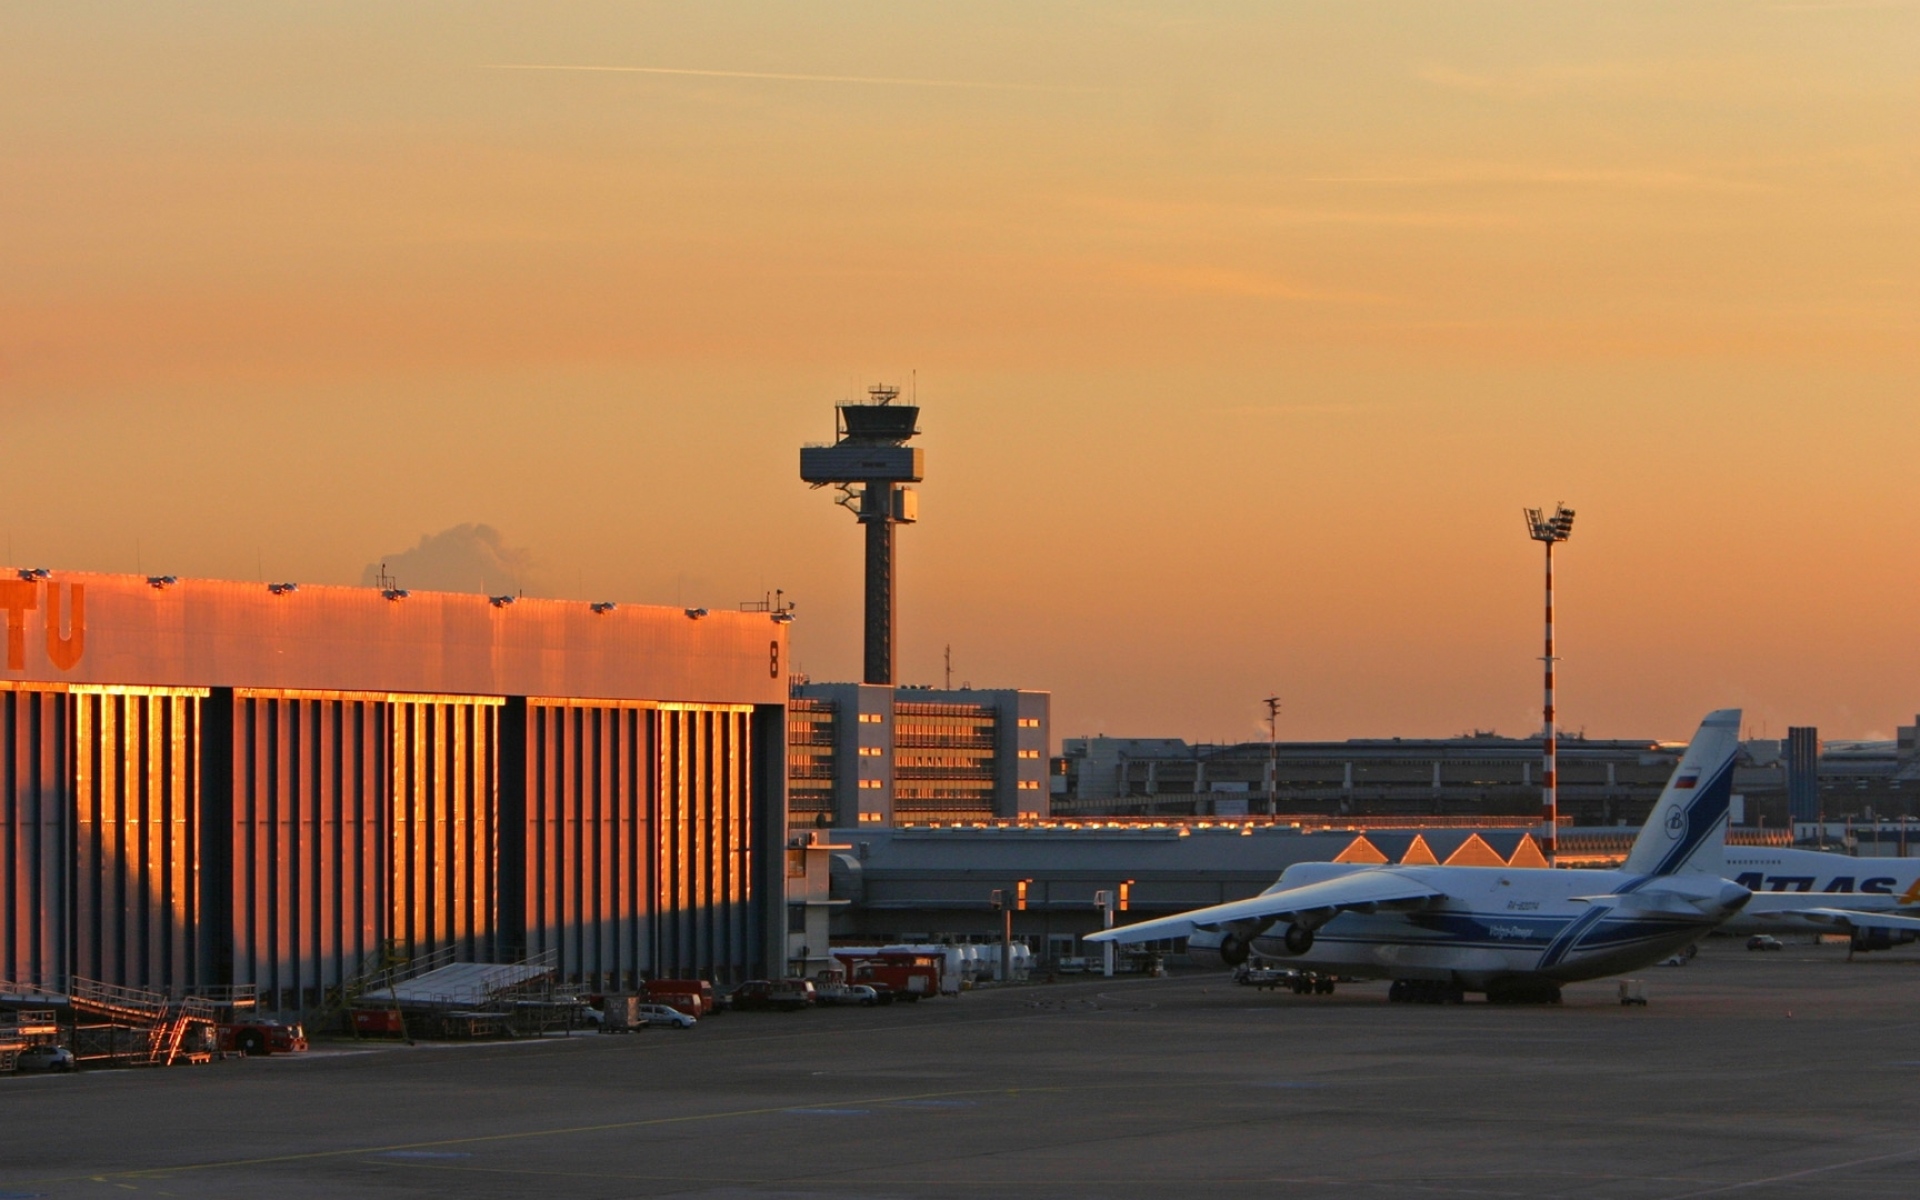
[800,383,923,685]
[1523,502,1576,863]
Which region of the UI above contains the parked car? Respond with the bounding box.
[815,982,881,1007]
[1747,934,1785,952]
[637,1003,696,1029]
[16,1045,76,1072]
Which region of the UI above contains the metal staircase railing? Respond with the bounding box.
[67,976,170,1025]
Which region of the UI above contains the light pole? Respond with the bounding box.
[1524,504,1575,862]
[991,880,1030,982]
[1095,890,1115,977]
[1262,696,1282,816]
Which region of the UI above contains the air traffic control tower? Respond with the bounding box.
[800,385,921,685]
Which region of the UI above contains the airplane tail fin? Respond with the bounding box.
[1621,708,1742,878]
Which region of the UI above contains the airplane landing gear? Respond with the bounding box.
[1289,973,1337,996]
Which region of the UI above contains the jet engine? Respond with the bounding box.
[1186,929,1250,969]
[1851,928,1918,954]
[1282,923,1315,955]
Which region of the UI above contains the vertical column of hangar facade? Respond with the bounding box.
[0,681,210,996]
[514,700,773,987]
[519,699,647,987]
[70,686,204,994]
[224,690,387,1010]
[0,684,71,989]
[223,690,500,1007]
[386,695,498,965]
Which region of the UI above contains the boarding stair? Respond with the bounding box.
[0,977,225,1067]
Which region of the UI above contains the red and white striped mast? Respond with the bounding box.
[1524,504,1576,863]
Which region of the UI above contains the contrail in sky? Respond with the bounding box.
[483,64,1094,92]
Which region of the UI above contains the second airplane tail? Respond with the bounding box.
[1621,708,1743,878]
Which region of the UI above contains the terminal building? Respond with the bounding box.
[0,569,790,1006]
[788,683,1048,829]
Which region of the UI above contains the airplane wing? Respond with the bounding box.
[1084,869,1444,945]
[1741,892,1912,915]
[1740,892,1920,927]
[1757,907,1920,935]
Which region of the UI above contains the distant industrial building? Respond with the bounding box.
[1053,720,1920,833]
[1787,726,1822,823]
[788,683,1048,829]
[0,569,790,1005]
[1053,733,1685,826]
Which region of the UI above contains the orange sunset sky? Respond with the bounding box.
[2,3,1915,746]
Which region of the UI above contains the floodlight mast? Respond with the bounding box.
[1262,695,1282,817]
[1524,503,1575,862]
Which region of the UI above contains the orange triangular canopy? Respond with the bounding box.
[1399,835,1439,865]
[1442,833,1506,867]
[1507,835,1551,869]
[1332,835,1390,864]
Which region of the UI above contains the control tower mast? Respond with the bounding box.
[800,385,922,685]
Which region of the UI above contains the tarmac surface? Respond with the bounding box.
[5,939,1920,1199]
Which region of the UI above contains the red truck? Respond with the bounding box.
[832,951,941,1002]
[644,979,716,1018]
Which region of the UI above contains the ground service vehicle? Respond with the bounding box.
[644,979,716,1018]
[219,1019,309,1055]
[1747,934,1785,951]
[834,951,940,1001]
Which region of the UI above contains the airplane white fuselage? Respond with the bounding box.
[1211,861,1745,989]
[1720,847,1920,936]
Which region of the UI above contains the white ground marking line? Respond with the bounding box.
[1657,1144,1920,1200]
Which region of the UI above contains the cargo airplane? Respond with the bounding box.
[1726,847,1920,951]
[1088,709,1756,1004]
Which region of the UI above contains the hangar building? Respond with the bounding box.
[0,569,789,1008]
